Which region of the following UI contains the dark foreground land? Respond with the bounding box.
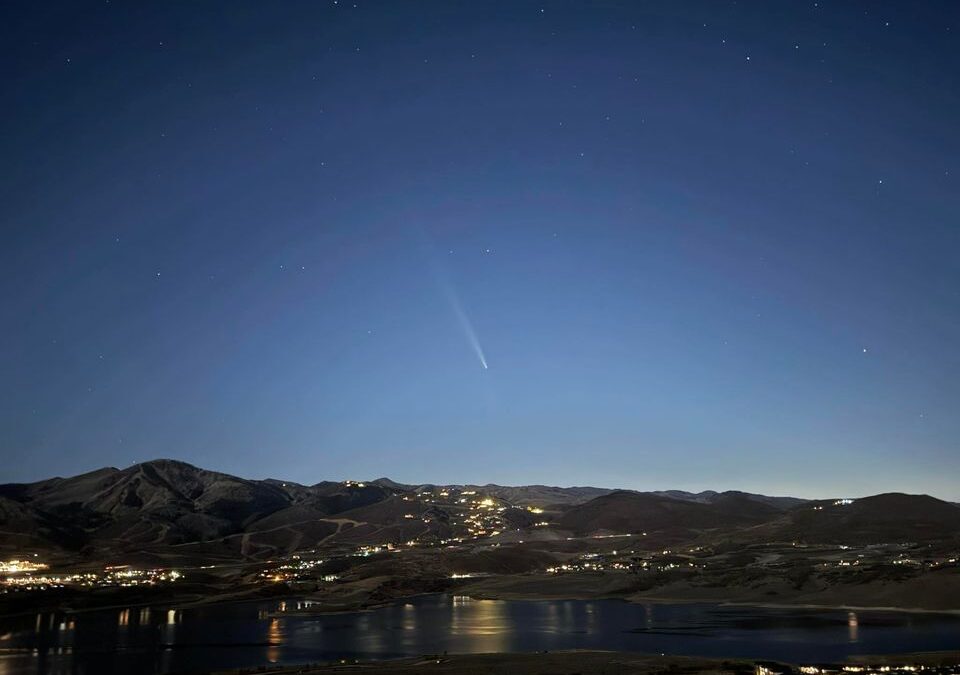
[208,652,759,674]
[206,651,960,675]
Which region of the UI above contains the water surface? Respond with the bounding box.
[1,595,958,674]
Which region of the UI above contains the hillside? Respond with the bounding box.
[0,460,399,560]
[653,489,806,511]
[370,479,612,507]
[557,490,783,538]
[764,493,960,544]
[4,461,954,567]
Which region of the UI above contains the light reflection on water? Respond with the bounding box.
[0,596,958,675]
[266,618,283,663]
[585,601,597,634]
[401,602,416,643]
[449,598,509,652]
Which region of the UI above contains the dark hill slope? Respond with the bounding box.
[766,493,960,544]
[0,460,398,556]
[560,490,960,545]
[369,479,612,507]
[652,489,805,511]
[558,490,781,537]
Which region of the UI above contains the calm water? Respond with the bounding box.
[1,595,958,674]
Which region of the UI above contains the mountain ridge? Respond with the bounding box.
[2,459,956,565]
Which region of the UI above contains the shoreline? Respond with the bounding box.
[205,650,960,675]
[627,595,960,616]
[259,589,960,618]
[5,585,960,620]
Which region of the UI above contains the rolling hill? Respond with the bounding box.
[761,493,960,544]
[0,460,400,560]
[2,460,954,565]
[557,490,784,538]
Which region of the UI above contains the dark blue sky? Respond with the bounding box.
[2,1,958,498]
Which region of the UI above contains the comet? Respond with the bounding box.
[440,280,489,370]
[415,225,489,371]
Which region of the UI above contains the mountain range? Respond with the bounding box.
[1,459,958,564]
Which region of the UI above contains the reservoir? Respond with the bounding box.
[1,595,958,674]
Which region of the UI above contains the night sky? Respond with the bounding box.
[3,2,959,499]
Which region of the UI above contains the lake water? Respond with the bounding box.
[1,595,958,674]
